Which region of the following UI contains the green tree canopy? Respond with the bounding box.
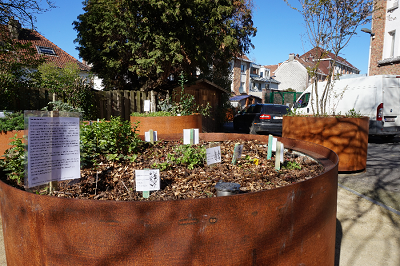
[73,0,257,91]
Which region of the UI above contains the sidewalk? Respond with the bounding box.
[0,186,398,265]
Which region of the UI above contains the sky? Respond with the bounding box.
[32,0,373,74]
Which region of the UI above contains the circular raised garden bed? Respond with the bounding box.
[282,116,369,172]
[130,114,202,135]
[0,133,338,265]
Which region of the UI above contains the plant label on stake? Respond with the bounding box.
[145,130,157,143]
[267,134,273,160]
[206,146,221,166]
[183,128,199,145]
[135,169,160,199]
[275,141,284,171]
[232,143,243,165]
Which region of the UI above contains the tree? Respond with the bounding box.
[73,0,257,91]
[37,62,97,119]
[285,0,375,115]
[0,0,54,28]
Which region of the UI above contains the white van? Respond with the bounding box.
[294,75,400,136]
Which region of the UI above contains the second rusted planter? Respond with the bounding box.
[130,114,202,135]
[0,133,338,265]
[282,116,369,172]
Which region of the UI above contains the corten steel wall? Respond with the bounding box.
[282,116,369,172]
[0,133,338,266]
[0,130,24,157]
[130,114,202,135]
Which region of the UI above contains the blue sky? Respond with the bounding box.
[33,0,372,74]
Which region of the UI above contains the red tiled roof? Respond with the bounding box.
[8,27,90,72]
[264,64,279,74]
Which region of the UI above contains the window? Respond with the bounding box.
[389,31,396,57]
[36,46,56,55]
[241,64,246,73]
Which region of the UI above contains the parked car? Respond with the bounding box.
[233,104,289,134]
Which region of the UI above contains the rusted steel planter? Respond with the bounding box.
[282,116,369,172]
[0,133,338,266]
[130,114,202,135]
[0,130,24,157]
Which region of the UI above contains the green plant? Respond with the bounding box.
[345,108,363,118]
[42,101,84,114]
[0,112,24,132]
[282,161,301,170]
[80,116,142,166]
[130,111,172,117]
[0,135,26,184]
[153,144,206,170]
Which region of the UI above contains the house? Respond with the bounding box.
[270,48,360,92]
[6,18,90,74]
[230,55,280,103]
[368,0,400,75]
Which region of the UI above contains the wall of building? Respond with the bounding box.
[274,59,309,92]
[369,0,400,75]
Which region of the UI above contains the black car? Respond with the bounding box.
[233,104,289,134]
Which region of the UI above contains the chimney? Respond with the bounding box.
[288,53,295,62]
[8,17,21,40]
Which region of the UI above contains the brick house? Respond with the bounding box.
[230,55,279,103]
[269,48,360,92]
[368,0,400,75]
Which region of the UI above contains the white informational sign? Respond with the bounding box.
[145,130,157,142]
[272,137,277,152]
[27,117,80,188]
[206,146,221,165]
[183,128,199,144]
[144,100,151,112]
[135,169,160,191]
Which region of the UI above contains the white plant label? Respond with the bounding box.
[27,117,80,188]
[206,146,221,165]
[145,130,157,142]
[144,100,151,112]
[183,128,199,144]
[135,169,160,191]
[272,137,277,152]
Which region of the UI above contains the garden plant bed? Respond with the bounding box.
[2,139,323,201]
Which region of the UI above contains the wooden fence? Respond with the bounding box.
[94,90,158,121]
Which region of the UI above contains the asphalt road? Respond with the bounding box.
[223,122,400,212]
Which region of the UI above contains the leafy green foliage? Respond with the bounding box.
[282,161,301,170]
[153,144,206,170]
[42,101,84,114]
[80,117,142,166]
[0,134,26,184]
[73,0,256,91]
[0,112,24,132]
[36,62,97,120]
[345,108,363,118]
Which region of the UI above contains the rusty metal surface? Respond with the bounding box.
[282,116,369,172]
[0,133,338,266]
[130,114,202,135]
[0,131,24,157]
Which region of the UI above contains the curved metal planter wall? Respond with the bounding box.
[0,130,24,157]
[0,133,338,266]
[130,114,202,135]
[282,116,369,172]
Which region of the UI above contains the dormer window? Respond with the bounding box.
[36,46,56,55]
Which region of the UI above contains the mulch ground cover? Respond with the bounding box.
[1,139,324,201]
